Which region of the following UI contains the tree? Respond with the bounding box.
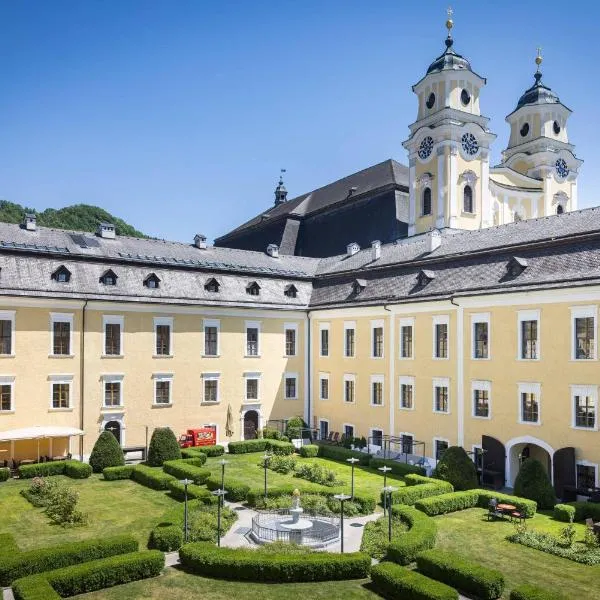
[433,445,478,491]
[88,431,125,473]
[514,458,556,509]
[147,427,181,466]
[285,416,306,440]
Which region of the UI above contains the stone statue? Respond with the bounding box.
[292,488,301,510]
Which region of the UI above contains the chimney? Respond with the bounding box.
[97,222,116,239]
[346,242,360,257]
[267,243,279,258]
[24,213,36,231]
[194,234,207,249]
[371,240,381,261]
[427,229,441,253]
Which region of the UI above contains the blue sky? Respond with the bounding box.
[0,0,597,242]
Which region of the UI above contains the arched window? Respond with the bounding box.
[422,187,432,216]
[557,204,564,215]
[463,185,473,213]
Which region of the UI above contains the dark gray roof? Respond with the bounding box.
[516,72,562,110]
[426,38,473,76]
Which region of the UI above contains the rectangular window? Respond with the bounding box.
[344,324,355,358]
[319,420,329,440]
[285,374,297,400]
[401,434,413,455]
[104,381,122,407]
[371,376,384,406]
[204,320,220,357]
[0,320,12,355]
[285,326,297,357]
[575,317,595,360]
[246,378,258,401]
[372,322,384,358]
[52,383,70,409]
[0,384,12,411]
[433,379,449,413]
[154,379,172,405]
[519,384,540,424]
[400,381,414,410]
[344,424,354,438]
[400,320,413,359]
[473,319,489,359]
[474,389,489,418]
[577,464,597,489]
[344,375,355,404]
[435,439,449,461]
[104,323,121,356]
[572,385,597,429]
[154,318,173,356]
[53,322,71,355]
[320,324,329,357]
[319,374,329,401]
[520,318,539,360]
[371,429,383,447]
[434,321,448,359]
[203,374,220,403]
[246,322,260,356]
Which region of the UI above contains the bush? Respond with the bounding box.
[433,446,478,491]
[0,535,138,586]
[294,462,341,487]
[180,542,370,582]
[553,501,600,522]
[387,505,437,565]
[513,458,555,509]
[17,461,66,479]
[553,504,576,522]
[88,431,125,473]
[227,439,294,455]
[0,467,9,482]
[361,513,410,559]
[262,427,284,440]
[369,457,425,476]
[12,550,164,600]
[167,480,217,504]
[417,549,505,600]
[147,427,181,466]
[316,444,370,465]
[200,444,225,457]
[510,584,568,600]
[285,416,306,440]
[387,480,454,506]
[20,477,61,507]
[64,460,92,479]
[180,448,208,462]
[266,454,297,474]
[103,465,135,480]
[206,475,250,501]
[266,439,295,455]
[162,459,210,485]
[149,524,183,551]
[299,444,319,458]
[132,464,177,490]
[476,490,537,518]
[44,485,87,526]
[371,562,458,600]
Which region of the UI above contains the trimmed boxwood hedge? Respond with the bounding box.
[387,505,437,565]
[12,550,164,600]
[180,448,209,463]
[17,460,92,480]
[299,444,319,458]
[149,524,183,552]
[131,464,177,490]
[510,584,568,600]
[553,504,576,522]
[147,427,182,467]
[386,479,453,506]
[476,490,537,518]
[162,459,210,485]
[206,475,250,501]
[371,562,458,600]
[103,465,135,480]
[64,461,92,479]
[369,457,425,476]
[0,534,138,586]
[179,542,370,582]
[416,549,504,600]
[227,439,295,455]
[553,501,600,522]
[0,466,9,482]
[316,444,371,465]
[199,444,225,457]
[167,480,218,504]
[89,431,125,473]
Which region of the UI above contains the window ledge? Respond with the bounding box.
[398,406,414,411]
[49,408,73,412]
[571,426,598,432]
[201,401,221,406]
[284,355,297,358]
[244,355,261,359]
[152,403,173,408]
[472,415,491,420]
[432,357,449,361]
[243,399,261,404]
[570,358,598,362]
[518,420,542,426]
[0,354,15,359]
[461,211,477,218]
[202,354,220,359]
[152,355,173,359]
[516,358,540,362]
[472,357,491,361]
[101,406,124,411]
[48,354,75,359]
[284,397,299,401]
[101,355,124,359]
[370,404,385,408]
[433,411,451,416]
[0,410,15,414]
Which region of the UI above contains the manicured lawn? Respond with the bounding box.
[0,474,178,550]
[76,568,381,599]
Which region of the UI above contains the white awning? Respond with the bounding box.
[0,426,85,442]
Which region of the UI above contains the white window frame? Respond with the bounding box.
[245,320,261,357]
[319,322,330,357]
[343,321,356,358]
[571,306,597,360]
[152,373,173,406]
[471,312,491,360]
[0,311,15,356]
[432,314,450,360]
[399,317,414,360]
[571,384,598,431]
[153,316,173,357]
[50,313,74,357]
[433,437,450,461]
[342,423,355,438]
[517,310,540,361]
[284,372,298,400]
[243,371,261,402]
[398,375,415,411]
[370,428,384,448]
[101,374,124,408]
[0,375,15,412]
[370,374,385,407]
[371,319,385,359]
[319,418,330,440]
[432,377,450,414]
[319,372,329,401]
[399,431,415,454]
[343,373,356,404]
[102,315,124,357]
[201,372,221,404]
[48,374,74,410]
[472,444,483,468]
[518,382,542,425]
[203,319,220,357]
[471,379,492,420]
[576,460,599,489]
[284,322,298,357]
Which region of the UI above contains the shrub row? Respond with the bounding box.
[299,444,319,458]
[180,448,209,463]
[12,550,164,600]
[17,460,92,479]
[198,444,225,457]
[316,444,371,465]
[0,534,138,586]
[179,542,370,582]
[476,490,537,518]
[510,584,568,600]
[167,480,218,504]
[64,461,92,479]
[0,466,9,481]
[553,502,600,522]
[103,465,135,480]
[205,475,250,501]
[387,480,453,506]
[227,439,295,455]
[371,562,458,600]
[417,550,505,600]
[162,459,211,485]
[369,457,425,476]
[387,505,437,565]
[131,464,177,490]
[149,524,183,552]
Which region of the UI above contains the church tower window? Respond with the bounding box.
[557,204,564,215]
[463,185,473,213]
[422,188,432,216]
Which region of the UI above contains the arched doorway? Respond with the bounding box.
[105,421,121,445]
[506,436,554,487]
[243,410,259,440]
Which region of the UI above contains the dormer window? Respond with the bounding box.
[284,284,298,299]
[100,269,118,286]
[205,278,220,293]
[52,266,71,283]
[507,257,528,278]
[246,282,260,296]
[144,273,161,289]
[417,269,435,287]
[352,279,367,295]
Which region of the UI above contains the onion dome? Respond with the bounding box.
[274,169,288,205]
[426,8,473,75]
[516,50,560,109]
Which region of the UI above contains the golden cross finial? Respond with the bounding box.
[446,6,454,32]
[535,47,543,71]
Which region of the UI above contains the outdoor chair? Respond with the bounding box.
[331,432,340,444]
[323,431,334,444]
[510,511,525,523]
[487,498,503,521]
[586,518,595,529]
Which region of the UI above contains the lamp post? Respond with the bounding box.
[346,457,360,499]
[180,478,193,542]
[382,485,398,542]
[262,453,271,499]
[378,466,392,516]
[219,459,229,506]
[334,493,352,553]
[211,489,228,547]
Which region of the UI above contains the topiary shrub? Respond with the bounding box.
[553,504,576,523]
[299,444,319,458]
[513,459,556,510]
[371,562,458,600]
[64,461,92,479]
[0,467,9,482]
[285,416,306,440]
[103,465,135,481]
[17,461,66,479]
[89,431,125,473]
[147,427,182,466]
[433,446,478,491]
[149,524,183,551]
[554,501,600,522]
[510,584,568,600]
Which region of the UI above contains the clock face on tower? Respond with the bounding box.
[555,158,568,179]
[418,136,434,160]
[461,133,479,156]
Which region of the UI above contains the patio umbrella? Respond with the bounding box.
[225,404,234,438]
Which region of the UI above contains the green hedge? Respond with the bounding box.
[369,457,425,476]
[206,475,250,501]
[510,584,568,600]
[200,444,225,457]
[12,550,164,600]
[417,549,504,600]
[476,490,537,518]
[387,505,437,565]
[167,480,218,504]
[64,461,92,479]
[179,542,370,582]
[147,427,181,466]
[0,466,9,482]
[162,459,210,485]
[227,439,294,455]
[371,562,458,600]
[299,444,319,458]
[553,502,600,522]
[387,480,453,506]
[17,460,91,480]
[103,465,135,480]
[89,431,125,473]
[316,444,371,465]
[131,464,176,490]
[0,534,138,586]
[180,448,209,463]
[149,524,183,552]
[0,533,18,556]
